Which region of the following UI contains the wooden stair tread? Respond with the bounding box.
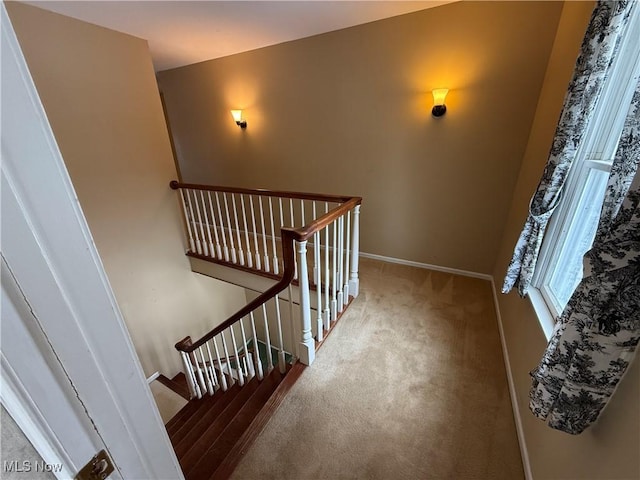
[171,382,242,447]
[166,373,233,435]
[166,291,351,479]
[183,368,286,480]
[211,362,306,480]
[166,391,217,436]
[173,376,260,459]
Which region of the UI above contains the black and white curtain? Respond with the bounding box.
[503,0,640,434]
[530,84,639,435]
[503,1,635,297]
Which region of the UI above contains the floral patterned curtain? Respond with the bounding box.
[502,1,636,297]
[530,83,640,434]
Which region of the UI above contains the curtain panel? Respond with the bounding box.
[502,1,635,297]
[530,82,640,435]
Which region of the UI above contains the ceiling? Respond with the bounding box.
[25,1,453,72]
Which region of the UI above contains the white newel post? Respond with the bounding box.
[180,351,200,399]
[349,205,360,298]
[296,240,316,366]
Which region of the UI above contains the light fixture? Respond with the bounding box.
[431,89,448,117]
[230,110,247,128]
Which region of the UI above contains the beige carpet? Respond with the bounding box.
[231,258,524,480]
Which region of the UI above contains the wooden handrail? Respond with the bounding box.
[170,180,357,204]
[173,181,362,354]
[293,197,361,241]
[175,228,296,353]
[174,336,254,365]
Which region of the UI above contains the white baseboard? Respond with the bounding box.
[489,278,533,480]
[359,251,493,281]
[146,372,160,384]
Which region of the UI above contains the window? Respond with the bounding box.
[531,10,640,338]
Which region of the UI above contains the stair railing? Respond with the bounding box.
[171,181,361,399]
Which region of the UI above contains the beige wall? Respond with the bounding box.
[157,1,563,275]
[6,2,247,378]
[493,2,640,478]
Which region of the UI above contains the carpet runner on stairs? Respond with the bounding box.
[164,363,304,480]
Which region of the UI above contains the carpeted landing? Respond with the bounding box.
[231,258,524,480]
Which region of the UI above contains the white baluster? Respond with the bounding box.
[289,198,295,227]
[192,350,207,396]
[212,336,228,391]
[242,357,250,379]
[337,214,345,313]
[207,192,223,259]
[312,201,318,285]
[349,205,360,298]
[205,342,219,390]
[331,219,338,321]
[297,240,316,366]
[262,304,274,372]
[300,200,307,283]
[214,192,230,262]
[323,203,331,331]
[287,285,298,360]
[220,331,235,385]
[274,295,287,374]
[198,347,215,395]
[269,198,279,275]
[178,188,195,253]
[290,198,297,280]
[315,230,323,342]
[180,351,201,399]
[249,312,264,380]
[193,190,209,257]
[223,193,237,264]
[239,318,249,357]
[240,195,253,269]
[239,318,253,378]
[200,190,215,258]
[229,326,244,386]
[278,198,285,274]
[249,196,261,270]
[258,197,270,272]
[186,189,202,255]
[344,210,351,304]
[231,194,245,266]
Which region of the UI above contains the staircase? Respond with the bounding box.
[164,364,304,479]
[164,181,362,479]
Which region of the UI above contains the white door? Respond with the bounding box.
[1,4,183,478]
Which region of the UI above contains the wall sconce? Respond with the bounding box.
[230,110,247,129]
[431,89,448,117]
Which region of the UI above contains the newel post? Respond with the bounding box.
[175,336,201,399]
[349,205,360,298]
[296,240,316,366]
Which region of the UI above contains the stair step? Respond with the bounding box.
[173,378,255,458]
[171,382,242,447]
[166,373,235,437]
[166,395,214,437]
[177,372,268,472]
[211,362,306,480]
[183,368,285,479]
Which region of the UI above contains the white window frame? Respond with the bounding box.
[531,8,640,340]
